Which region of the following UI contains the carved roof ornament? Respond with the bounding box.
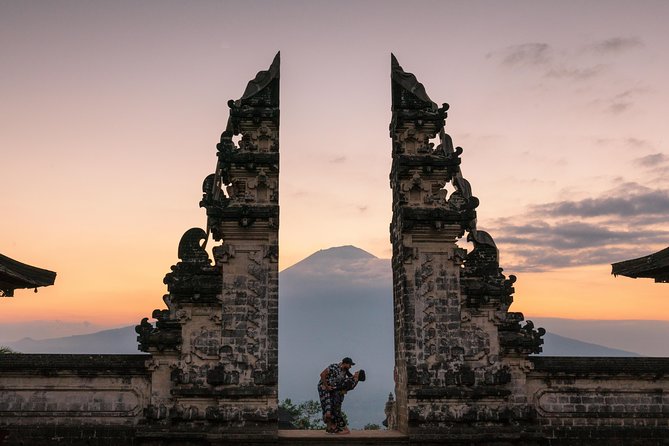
[390,54,450,137]
[237,51,280,106]
[177,228,210,264]
[0,253,56,297]
[391,53,438,112]
[226,51,280,134]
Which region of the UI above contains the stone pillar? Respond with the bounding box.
[135,53,280,444]
[389,54,544,444]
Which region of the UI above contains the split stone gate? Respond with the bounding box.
[2,53,669,446]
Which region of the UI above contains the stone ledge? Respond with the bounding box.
[531,357,669,377]
[172,386,275,397]
[278,430,408,445]
[0,354,150,375]
[412,386,511,399]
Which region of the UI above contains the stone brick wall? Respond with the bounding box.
[0,354,150,446]
[528,357,669,445]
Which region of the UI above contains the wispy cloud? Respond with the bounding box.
[488,41,604,83]
[500,244,658,271]
[625,137,652,148]
[609,90,636,113]
[488,43,552,66]
[591,88,647,114]
[498,220,668,249]
[531,188,669,218]
[634,152,668,167]
[490,185,669,272]
[544,64,606,81]
[594,137,652,148]
[632,152,669,188]
[489,37,643,85]
[330,156,347,164]
[584,37,643,54]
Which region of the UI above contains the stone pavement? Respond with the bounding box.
[278,429,409,445]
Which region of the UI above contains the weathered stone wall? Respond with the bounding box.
[527,357,669,445]
[0,354,150,446]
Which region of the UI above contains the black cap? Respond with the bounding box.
[342,357,355,365]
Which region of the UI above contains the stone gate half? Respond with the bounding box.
[389,54,544,443]
[135,51,281,443]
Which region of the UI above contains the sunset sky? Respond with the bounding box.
[2,0,668,331]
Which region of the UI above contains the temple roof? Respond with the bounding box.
[611,247,669,283]
[0,253,57,297]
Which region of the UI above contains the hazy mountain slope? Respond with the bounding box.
[540,332,639,356]
[533,318,669,357]
[0,320,109,344]
[7,326,139,354]
[279,245,394,427]
[6,325,640,358]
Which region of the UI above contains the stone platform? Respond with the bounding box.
[278,430,408,445]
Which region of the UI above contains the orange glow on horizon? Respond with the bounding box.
[2,245,667,328]
[512,264,669,321]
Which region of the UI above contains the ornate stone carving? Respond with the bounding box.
[133,53,280,439]
[390,55,544,439]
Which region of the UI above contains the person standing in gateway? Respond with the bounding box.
[317,357,362,434]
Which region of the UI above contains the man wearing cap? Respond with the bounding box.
[318,357,357,434]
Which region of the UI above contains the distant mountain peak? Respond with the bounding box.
[284,245,378,272]
[309,245,377,260]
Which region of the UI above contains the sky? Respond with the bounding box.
[1,0,668,329]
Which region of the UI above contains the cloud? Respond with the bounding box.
[531,188,669,218]
[488,185,669,272]
[495,218,669,272]
[585,37,643,54]
[489,42,605,83]
[487,43,552,67]
[592,88,646,114]
[358,205,368,213]
[545,64,606,81]
[634,153,668,167]
[498,220,669,250]
[608,102,631,114]
[490,38,644,85]
[593,137,651,148]
[502,245,659,272]
[330,156,347,163]
[624,138,652,148]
